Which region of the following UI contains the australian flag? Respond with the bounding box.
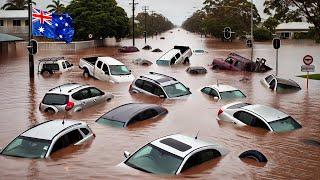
[32,8,74,43]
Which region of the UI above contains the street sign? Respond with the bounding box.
[301,65,315,72]
[303,55,313,65]
[27,39,38,55]
[88,34,93,39]
[223,27,232,40]
[246,39,252,48]
[272,38,281,49]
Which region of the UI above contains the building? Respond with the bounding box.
[275,22,314,39]
[0,33,24,54]
[0,10,28,39]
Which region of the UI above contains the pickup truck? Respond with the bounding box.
[79,56,135,83]
[211,53,272,72]
[156,46,192,66]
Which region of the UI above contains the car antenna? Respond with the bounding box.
[59,85,62,92]
[195,130,200,139]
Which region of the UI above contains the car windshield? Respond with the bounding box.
[1,136,51,159]
[125,144,183,174]
[109,65,131,75]
[163,83,191,98]
[220,90,246,99]
[268,116,302,132]
[42,94,68,105]
[96,117,125,128]
[156,60,170,66]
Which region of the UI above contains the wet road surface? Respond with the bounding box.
[0,29,319,179]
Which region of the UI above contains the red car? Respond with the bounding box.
[118,46,139,53]
[211,53,272,72]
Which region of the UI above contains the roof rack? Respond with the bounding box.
[39,57,66,62]
[149,72,177,81]
[48,83,79,92]
[67,84,88,93]
[140,75,160,85]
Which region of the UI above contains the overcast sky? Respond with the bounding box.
[0,0,266,25]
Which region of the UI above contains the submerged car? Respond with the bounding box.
[217,102,302,132]
[132,58,153,66]
[39,83,113,113]
[186,66,207,74]
[0,120,95,159]
[118,46,139,53]
[118,134,228,174]
[156,46,192,65]
[38,57,73,75]
[261,74,301,92]
[129,72,192,99]
[201,84,246,100]
[96,103,168,128]
[211,53,272,72]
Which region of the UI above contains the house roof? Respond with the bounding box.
[0,33,23,42]
[0,10,28,19]
[276,22,314,31]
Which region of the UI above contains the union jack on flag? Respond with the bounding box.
[32,8,74,43]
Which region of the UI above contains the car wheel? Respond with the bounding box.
[45,108,56,114]
[212,65,219,70]
[239,150,268,163]
[83,69,90,78]
[183,58,190,65]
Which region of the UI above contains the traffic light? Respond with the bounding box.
[27,39,38,55]
[246,39,253,48]
[272,38,281,49]
[143,31,147,38]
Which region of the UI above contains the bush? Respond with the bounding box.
[253,27,272,41]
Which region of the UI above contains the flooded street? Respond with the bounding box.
[0,29,319,179]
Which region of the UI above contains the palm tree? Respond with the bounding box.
[1,0,36,10]
[47,0,65,13]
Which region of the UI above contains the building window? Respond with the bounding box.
[0,20,3,26]
[25,20,29,26]
[13,20,21,26]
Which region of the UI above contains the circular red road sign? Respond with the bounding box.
[303,55,313,65]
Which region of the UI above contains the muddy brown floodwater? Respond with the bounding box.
[0,29,320,179]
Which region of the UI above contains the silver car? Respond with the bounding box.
[261,74,301,92]
[39,83,113,113]
[217,102,302,132]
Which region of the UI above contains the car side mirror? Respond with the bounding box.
[124,151,131,158]
[159,95,165,98]
[187,87,190,91]
[129,70,132,73]
[105,71,109,75]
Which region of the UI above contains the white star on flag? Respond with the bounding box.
[59,16,63,20]
[59,35,63,38]
[38,26,45,33]
[55,23,58,27]
[65,22,69,27]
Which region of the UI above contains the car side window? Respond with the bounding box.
[65,61,71,68]
[66,129,83,145]
[251,118,270,130]
[170,57,176,65]
[43,63,59,71]
[51,135,69,154]
[97,61,103,69]
[154,85,165,97]
[234,111,257,126]
[234,61,241,68]
[102,64,109,74]
[210,89,219,97]
[182,149,221,172]
[62,62,66,69]
[142,81,155,93]
[201,87,212,95]
[72,89,91,100]
[265,75,273,84]
[269,79,276,90]
[89,87,103,97]
[225,58,233,65]
[135,79,144,89]
[175,53,181,59]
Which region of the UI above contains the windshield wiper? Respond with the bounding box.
[126,162,152,173]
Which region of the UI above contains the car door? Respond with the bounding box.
[141,80,157,97]
[76,88,92,109]
[269,79,276,91]
[95,60,105,80]
[233,111,270,130]
[88,87,105,105]
[179,149,221,173]
[99,63,110,81]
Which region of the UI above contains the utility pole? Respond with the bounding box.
[28,0,34,79]
[142,6,149,44]
[250,0,254,61]
[150,10,155,38]
[129,0,138,47]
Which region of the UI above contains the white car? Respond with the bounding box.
[117,134,228,175]
[261,74,301,92]
[79,56,135,83]
[39,83,113,113]
[201,84,246,100]
[0,120,95,159]
[38,57,73,75]
[217,102,302,132]
[156,46,192,65]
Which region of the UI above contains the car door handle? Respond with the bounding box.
[82,102,86,104]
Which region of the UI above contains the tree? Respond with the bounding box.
[1,0,35,10]
[47,0,65,13]
[254,27,272,41]
[263,17,279,33]
[65,0,130,40]
[264,0,320,41]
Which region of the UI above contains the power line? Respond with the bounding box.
[129,0,138,46]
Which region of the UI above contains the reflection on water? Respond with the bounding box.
[0,29,319,179]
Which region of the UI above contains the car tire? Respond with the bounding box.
[45,108,56,114]
[83,69,90,78]
[239,150,268,163]
[183,58,190,65]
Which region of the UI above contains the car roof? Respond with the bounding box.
[21,120,85,140]
[159,49,180,60]
[206,84,239,92]
[98,57,124,65]
[228,53,251,63]
[151,134,218,158]
[39,57,67,62]
[140,72,178,86]
[48,83,90,95]
[188,66,206,70]
[101,103,165,124]
[242,104,289,122]
[276,77,300,87]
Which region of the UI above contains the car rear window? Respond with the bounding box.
[156,60,170,66]
[160,138,192,152]
[43,63,59,71]
[42,94,68,105]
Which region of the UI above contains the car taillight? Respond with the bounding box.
[218,109,223,116]
[129,84,133,91]
[65,101,74,111]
